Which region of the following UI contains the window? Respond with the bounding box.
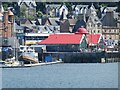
[109,36,111,39]
[98,24,101,27]
[109,29,111,32]
[115,43,118,45]
[104,30,106,32]
[111,29,114,33]
[98,30,100,33]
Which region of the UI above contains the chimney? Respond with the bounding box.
[60,9,64,20]
[106,11,114,17]
[3,11,8,37]
[77,14,84,21]
[8,10,14,23]
[60,9,67,20]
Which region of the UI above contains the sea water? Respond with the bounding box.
[2,63,119,88]
[0,65,2,89]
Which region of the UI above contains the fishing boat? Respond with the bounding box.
[19,46,39,64]
[0,45,63,68]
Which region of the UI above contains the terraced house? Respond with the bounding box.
[18,0,36,18]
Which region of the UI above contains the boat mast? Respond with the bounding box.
[13,13,17,61]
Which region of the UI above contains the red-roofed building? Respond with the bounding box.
[38,33,87,52]
[37,26,105,52]
[87,34,105,51]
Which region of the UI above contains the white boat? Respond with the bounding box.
[0,60,22,68]
[0,60,63,68]
[19,46,39,63]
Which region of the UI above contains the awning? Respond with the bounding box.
[25,41,36,45]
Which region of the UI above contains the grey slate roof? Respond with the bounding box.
[101,11,117,27]
[38,25,60,33]
[41,17,60,26]
[73,19,86,33]
[106,7,117,11]
[46,4,61,9]
[20,18,32,25]
[31,21,36,26]
[15,23,24,30]
[87,15,102,25]
[72,5,89,10]
[68,19,77,25]
[49,18,60,26]
[35,19,42,25]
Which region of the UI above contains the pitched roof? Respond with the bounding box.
[8,10,14,16]
[42,17,60,26]
[20,18,32,25]
[49,18,60,26]
[101,11,117,27]
[73,20,86,33]
[15,23,24,30]
[0,12,3,16]
[35,18,42,25]
[46,4,61,9]
[31,21,36,25]
[38,34,84,45]
[106,7,117,11]
[87,34,101,45]
[18,0,36,7]
[72,5,88,11]
[87,14,101,24]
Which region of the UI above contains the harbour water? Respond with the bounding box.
[2,63,119,88]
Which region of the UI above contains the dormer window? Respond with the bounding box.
[8,16,12,22]
[98,23,101,27]
[94,18,98,22]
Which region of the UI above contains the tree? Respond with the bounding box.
[20,6,26,18]
[36,11,43,18]
[3,2,13,10]
[36,2,46,14]
[27,15,35,20]
[3,3,8,11]
[65,2,73,12]
[116,1,120,12]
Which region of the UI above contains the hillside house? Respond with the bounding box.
[86,4,102,34]
[18,0,36,18]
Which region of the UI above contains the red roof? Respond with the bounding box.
[75,28,88,34]
[38,34,84,44]
[87,34,101,45]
